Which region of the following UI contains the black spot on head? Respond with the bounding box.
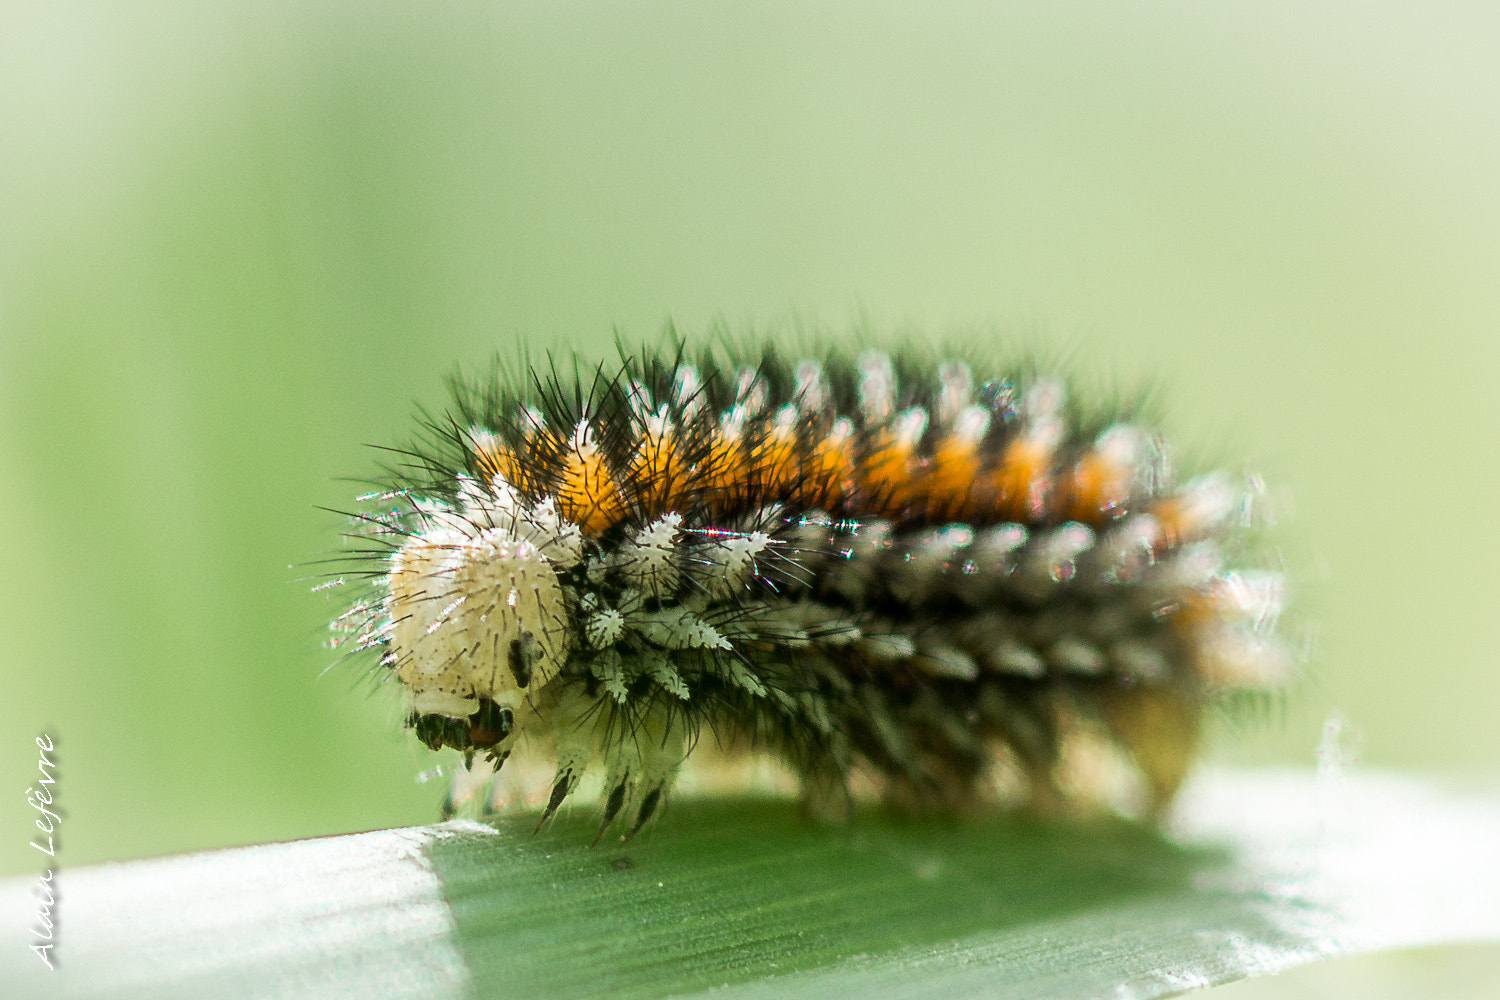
[508,633,534,688]
[610,856,634,872]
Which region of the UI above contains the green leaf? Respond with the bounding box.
[3,770,1498,1000]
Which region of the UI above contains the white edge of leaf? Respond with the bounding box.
[0,820,498,1000]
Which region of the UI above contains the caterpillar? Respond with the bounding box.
[328,335,1289,841]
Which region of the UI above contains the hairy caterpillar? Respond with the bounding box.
[328,336,1288,840]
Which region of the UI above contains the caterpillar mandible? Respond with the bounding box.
[328,335,1289,841]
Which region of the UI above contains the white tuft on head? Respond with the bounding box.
[458,474,525,534]
[455,474,585,571]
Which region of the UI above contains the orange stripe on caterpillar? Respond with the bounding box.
[553,419,627,535]
[805,416,858,510]
[858,407,928,518]
[1063,426,1149,524]
[1150,473,1235,550]
[984,434,1056,523]
[922,405,990,521]
[467,428,522,490]
[627,409,687,519]
[753,405,802,499]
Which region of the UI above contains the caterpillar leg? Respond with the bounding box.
[535,683,602,831]
[978,684,1066,817]
[593,702,689,844]
[1104,686,1200,818]
[626,713,689,838]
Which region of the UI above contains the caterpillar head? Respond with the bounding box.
[388,521,571,757]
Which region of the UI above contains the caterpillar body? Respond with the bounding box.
[330,337,1288,840]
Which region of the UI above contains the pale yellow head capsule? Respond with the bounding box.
[388,520,571,747]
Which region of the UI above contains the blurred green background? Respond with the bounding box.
[4,0,1498,902]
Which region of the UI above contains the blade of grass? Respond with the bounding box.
[3,769,1498,1000]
